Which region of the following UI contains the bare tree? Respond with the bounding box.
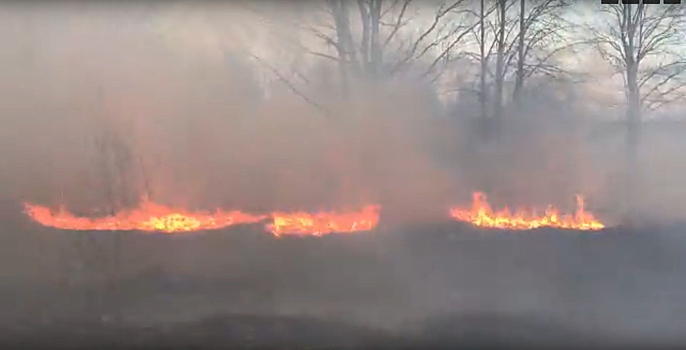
[242,1,478,115]
[589,3,685,214]
[472,0,515,141]
[314,0,477,87]
[493,0,507,139]
[512,0,570,107]
[514,0,526,107]
[592,3,685,146]
[479,0,488,124]
[468,0,569,141]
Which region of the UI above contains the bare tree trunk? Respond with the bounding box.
[624,3,641,151]
[625,57,641,222]
[329,0,357,97]
[357,0,370,73]
[479,0,489,139]
[493,0,506,141]
[356,0,382,80]
[513,0,525,108]
[626,66,641,153]
[623,3,641,221]
[370,0,383,79]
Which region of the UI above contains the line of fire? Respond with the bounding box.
[23,192,604,235]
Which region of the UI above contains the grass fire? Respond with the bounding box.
[23,199,382,236]
[24,192,605,235]
[450,192,605,231]
[23,196,267,233]
[268,205,381,237]
[2,1,686,349]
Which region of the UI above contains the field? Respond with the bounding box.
[1,202,685,349]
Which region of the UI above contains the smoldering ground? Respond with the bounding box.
[1,1,686,349]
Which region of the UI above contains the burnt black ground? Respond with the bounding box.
[1,199,686,349]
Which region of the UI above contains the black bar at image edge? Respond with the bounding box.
[603,0,682,4]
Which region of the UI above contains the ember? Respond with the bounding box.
[450,192,604,231]
[267,205,381,237]
[23,197,267,233]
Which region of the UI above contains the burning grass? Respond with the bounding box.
[23,191,605,235]
[450,192,605,231]
[23,197,267,234]
[23,199,381,236]
[267,205,381,237]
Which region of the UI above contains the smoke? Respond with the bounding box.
[0,3,459,226]
[1,2,686,347]
[2,1,686,223]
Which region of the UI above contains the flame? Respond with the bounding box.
[450,192,604,231]
[267,205,381,237]
[23,198,380,236]
[23,197,267,234]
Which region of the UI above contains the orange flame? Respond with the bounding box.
[450,192,604,231]
[23,198,267,234]
[23,199,381,236]
[267,205,381,237]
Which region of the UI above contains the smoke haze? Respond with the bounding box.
[1,1,686,348]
